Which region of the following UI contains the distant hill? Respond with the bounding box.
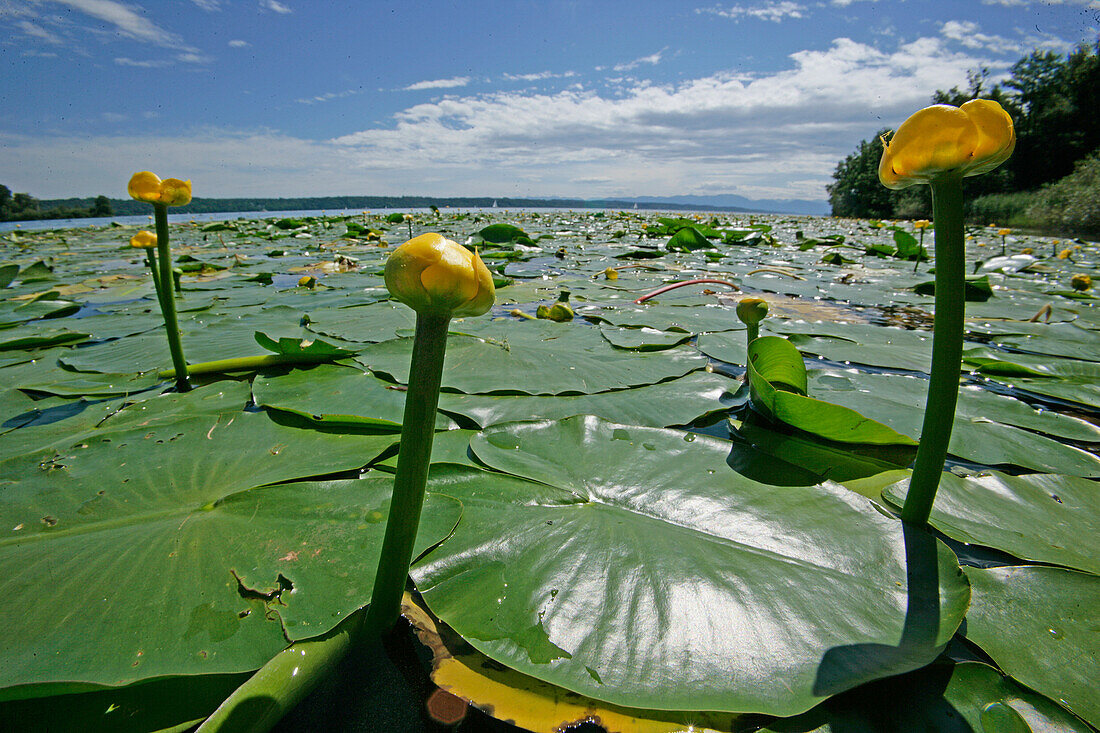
[35,194,826,218]
[629,194,830,216]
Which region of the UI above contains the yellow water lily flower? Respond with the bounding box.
[128,171,192,207]
[1071,274,1092,291]
[879,100,1015,189]
[385,233,495,317]
[129,230,157,249]
[913,220,931,230]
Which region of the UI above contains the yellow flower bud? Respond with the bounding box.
[736,296,769,326]
[998,228,1011,237]
[384,233,495,317]
[128,171,192,206]
[879,99,1014,190]
[603,267,619,280]
[913,220,931,230]
[298,275,317,288]
[1058,249,1073,260]
[129,230,157,249]
[1071,274,1092,291]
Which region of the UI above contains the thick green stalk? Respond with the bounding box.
[153,204,190,392]
[746,322,759,345]
[195,610,358,733]
[364,311,450,634]
[903,175,965,526]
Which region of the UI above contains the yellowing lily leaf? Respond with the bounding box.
[401,592,742,733]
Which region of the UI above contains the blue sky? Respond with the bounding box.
[1,1,1098,203]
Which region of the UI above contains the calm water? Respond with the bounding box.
[0,205,694,233]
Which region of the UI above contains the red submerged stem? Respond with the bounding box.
[633,278,740,304]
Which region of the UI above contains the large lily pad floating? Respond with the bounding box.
[253,363,456,430]
[964,566,1100,729]
[358,320,707,395]
[747,336,917,445]
[759,661,1094,732]
[437,371,737,429]
[883,471,1100,575]
[412,418,970,716]
[0,407,418,695]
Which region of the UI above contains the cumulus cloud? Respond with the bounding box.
[0,34,1009,201]
[696,2,807,22]
[403,77,471,91]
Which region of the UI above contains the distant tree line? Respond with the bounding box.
[828,40,1100,231]
[0,185,112,222]
[3,194,755,222]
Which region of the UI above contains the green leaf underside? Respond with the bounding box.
[412,417,969,716]
[747,336,917,446]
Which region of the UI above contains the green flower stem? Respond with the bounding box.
[157,352,348,379]
[364,310,450,634]
[144,248,163,299]
[914,230,925,273]
[746,322,760,344]
[903,175,965,526]
[153,204,190,392]
[195,610,359,733]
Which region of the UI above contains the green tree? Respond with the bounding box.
[826,131,897,218]
[91,195,112,217]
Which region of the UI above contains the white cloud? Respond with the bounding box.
[50,0,186,47]
[191,0,220,9]
[296,89,360,105]
[0,35,1000,201]
[696,2,807,22]
[403,76,471,91]
[501,70,578,82]
[17,19,63,43]
[228,39,249,48]
[259,0,292,13]
[940,19,1023,53]
[613,49,666,72]
[114,56,172,67]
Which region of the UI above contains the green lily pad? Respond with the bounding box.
[884,471,1100,574]
[809,370,1100,476]
[412,417,970,716]
[0,406,448,695]
[357,320,706,395]
[747,336,917,446]
[760,661,1093,732]
[963,566,1100,729]
[438,371,738,429]
[253,363,456,430]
